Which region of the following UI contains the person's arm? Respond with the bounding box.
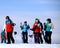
[44,23,47,31]
[20,26,23,30]
[4,33,7,40]
[10,19,16,26]
[0,34,1,40]
[3,22,6,31]
[40,23,43,30]
[30,24,36,31]
[12,23,16,26]
[27,25,30,29]
[20,23,23,30]
[51,23,54,30]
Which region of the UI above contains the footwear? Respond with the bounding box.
[12,42,15,44]
[7,42,11,44]
[41,41,43,44]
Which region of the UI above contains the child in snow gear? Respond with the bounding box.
[5,16,15,44]
[31,18,43,44]
[1,29,6,43]
[44,18,54,44]
[20,21,30,43]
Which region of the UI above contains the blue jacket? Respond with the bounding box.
[6,19,12,24]
[20,24,30,32]
[1,31,5,39]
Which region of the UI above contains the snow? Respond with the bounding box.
[0,44,60,48]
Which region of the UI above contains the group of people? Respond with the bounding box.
[0,16,54,44]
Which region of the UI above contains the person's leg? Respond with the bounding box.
[39,33,43,44]
[10,32,15,43]
[24,32,26,43]
[46,32,51,44]
[22,32,25,43]
[44,32,47,43]
[49,32,52,44]
[34,33,37,43]
[22,32,24,43]
[7,32,11,44]
[1,39,3,43]
[37,33,40,44]
[4,40,6,43]
[44,32,48,43]
[25,32,28,43]
[42,31,44,38]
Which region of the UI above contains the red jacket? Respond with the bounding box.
[32,22,42,33]
[6,24,13,32]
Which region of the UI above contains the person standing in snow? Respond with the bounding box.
[20,21,30,43]
[1,29,6,43]
[5,16,15,44]
[31,18,43,44]
[44,18,54,44]
[39,20,43,44]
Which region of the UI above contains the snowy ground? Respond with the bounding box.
[0,44,60,48]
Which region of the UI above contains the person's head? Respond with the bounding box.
[24,21,27,25]
[47,18,51,23]
[6,16,10,20]
[2,29,5,32]
[35,18,40,23]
